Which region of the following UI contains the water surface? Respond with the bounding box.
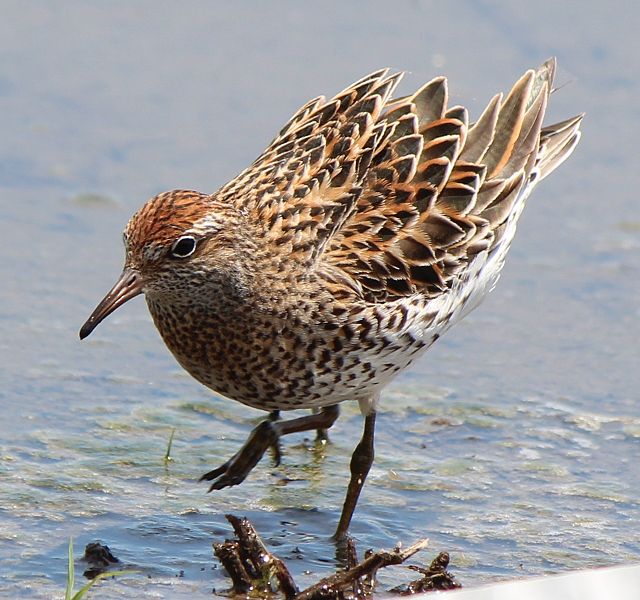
[1,2,639,597]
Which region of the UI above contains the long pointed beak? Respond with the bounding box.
[79,268,144,339]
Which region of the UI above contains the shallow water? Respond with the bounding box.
[1,2,639,597]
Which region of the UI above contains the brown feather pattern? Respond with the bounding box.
[209,60,582,307]
[80,61,583,535]
[104,59,582,412]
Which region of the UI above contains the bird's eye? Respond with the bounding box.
[170,235,197,258]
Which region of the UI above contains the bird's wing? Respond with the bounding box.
[217,69,407,265]
[321,58,583,302]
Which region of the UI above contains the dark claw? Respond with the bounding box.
[199,406,340,494]
[199,462,231,483]
[207,471,247,491]
[199,420,279,491]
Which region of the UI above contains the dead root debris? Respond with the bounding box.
[214,514,461,599]
[81,541,121,579]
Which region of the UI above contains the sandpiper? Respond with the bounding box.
[80,58,582,538]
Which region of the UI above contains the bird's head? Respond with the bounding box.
[79,189,249,339]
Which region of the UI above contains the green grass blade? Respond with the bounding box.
[164,428,176,463]
[65,538,74,600]
[64,536,139,599]
[71,570,139,600]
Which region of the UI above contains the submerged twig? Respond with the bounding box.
[213,539,253,593]
[214,515,299,598]
[295,539,429,600]
[214,514,448,599]
[391,552,462,594]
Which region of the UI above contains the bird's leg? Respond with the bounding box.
[267,410,282,464]
[200,404,340,491]
[334,411,376,540]
[313,407,330,443]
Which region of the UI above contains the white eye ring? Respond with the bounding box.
[170,235,197,258]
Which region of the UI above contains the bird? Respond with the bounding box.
[80,58,582,539]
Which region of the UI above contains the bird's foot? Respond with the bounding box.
[199,420,280,491]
